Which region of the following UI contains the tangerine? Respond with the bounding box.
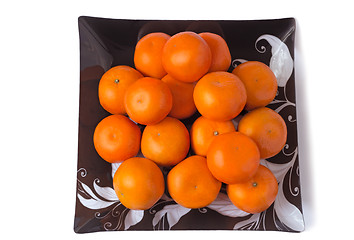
[141,117,190,166]
[232,61,277,110]
[190,116,236,156]
[162,31,211,83]
[113,157,165,210]
[134,32,170,79]
[93,115,141,163]
[167,155,221,208]
[161,74,196,119]
[238,107,287,159]
[199,32,231,72]
[124,77,172,125]
[98,65,143,115]
[227,165,278,214]
[193,71,247,121]
[207,132,260,184]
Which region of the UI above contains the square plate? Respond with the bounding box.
[74,16,304,233]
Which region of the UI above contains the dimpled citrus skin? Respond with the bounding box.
[161,74,196,119]
[199,32,231,72]
[190,116,236,156]
[93,114,141,163]
[227,165,278,214]
[124,77,172,125]
[141,117,190,167]
[98,65,143,115]
[193,71,247,121]
[134,32,170,79]
[207,132,260,184]
[113,157,165,210]
[232,61,278,111]
[162,31,212,83]
[238,107,287,159]
[167,155,222,208]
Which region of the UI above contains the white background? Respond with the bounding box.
[1,0,353,239]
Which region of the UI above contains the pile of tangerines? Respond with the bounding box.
[93,31,287,214]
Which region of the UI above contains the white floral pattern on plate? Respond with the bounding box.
[77,33,304,232]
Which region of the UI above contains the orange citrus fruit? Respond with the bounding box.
[161,74,196,119]
[98,65,143,115]
[238,107,287,159]
[124,77,172,125]
[207,132,260,184]
[134,32,170,79]
[167,155,222,208]
[93,114,141,163]
[199,32,231,72]
[193,71,247,121]
[232,61,277,110]
[227,165,278,213]
[141,117,190,166]
[113,157,165,210]
[190,116,236,156]
[162,31,212,83]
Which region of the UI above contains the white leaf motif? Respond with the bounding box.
[111,162,122,178]
[77,180,118,210]
[231,58,248,68]
[207,193,250,218]
[255,34,294,87]
[124,210,144,230]
[274,181,304,232]
[79,180,100,201]
[77,194,116,210]
[93,179,119,202]
[260,148,298,183]
[233,213,261,230]
[260,159,291,183]
[152,204,191,229]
